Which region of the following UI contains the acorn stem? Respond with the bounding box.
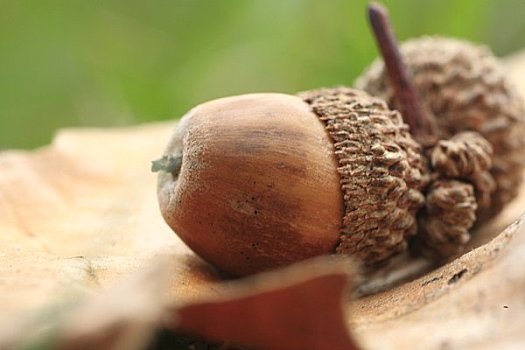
[367,1,437,145]
[151,154,182,174]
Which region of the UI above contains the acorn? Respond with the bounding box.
[154,89,426,276]
[355,36,525,219]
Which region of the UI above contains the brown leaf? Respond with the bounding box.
[56,258,173,350]
[0,123,222,319]
[3,256,360,350]
[172,257,359,350]
[351,213,525,349]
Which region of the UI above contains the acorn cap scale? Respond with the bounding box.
[156,88,426,276]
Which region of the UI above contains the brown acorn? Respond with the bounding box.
[355,35,525,220]
[154,89,426,276]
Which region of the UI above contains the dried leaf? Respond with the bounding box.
[172,257,359,350]
[0,123,221,319]
[3,256,360,350]
[56,258,173,350]
[1,51,525,350]
[351,213,525,349]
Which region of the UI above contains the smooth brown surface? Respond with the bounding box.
[157,93,343,276]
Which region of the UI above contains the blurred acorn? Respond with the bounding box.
[355,36,525,220]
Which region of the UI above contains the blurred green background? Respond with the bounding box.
[1,0,524,149]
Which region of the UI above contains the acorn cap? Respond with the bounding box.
[415,179,477,259]
[355,36,525,219]
[299,87,426,265]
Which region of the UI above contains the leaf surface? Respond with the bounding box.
[1,52,525,349]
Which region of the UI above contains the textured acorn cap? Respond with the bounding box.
[355,36,525,219]
[299,87,426,266]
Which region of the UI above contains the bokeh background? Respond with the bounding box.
[2,0,524,149]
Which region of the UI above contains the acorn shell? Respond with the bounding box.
[355,36,525,219]
[157,88,426,276]
[157,93,344,276]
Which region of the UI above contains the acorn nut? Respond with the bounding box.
[154,89,426,276]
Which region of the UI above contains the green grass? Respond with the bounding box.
[1,0,524,149]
